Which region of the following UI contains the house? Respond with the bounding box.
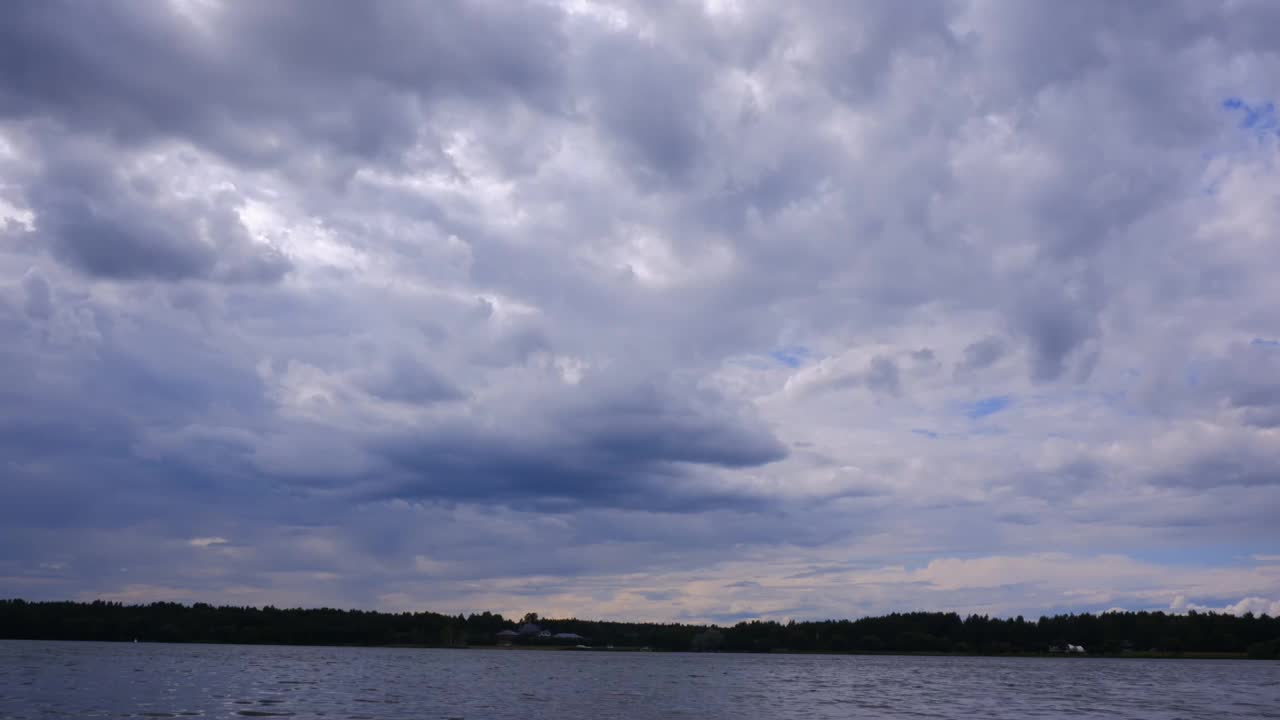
[505,624,587,644]
[1049,643,1087,654]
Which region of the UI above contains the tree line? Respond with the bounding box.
[2,599,1277,658]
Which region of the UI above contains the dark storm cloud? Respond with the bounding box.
[1151,451,1280,490]
[1010,268,1104,383]
[864,356,901,396]
[1210,344,1280,428]
[956,336,1006,376]
[359,354,466,405]
[377,377,787,512]
[16,135,291,282]
[0,269,273,534]
[0,0,568,165]
[20,268,52,320]
[583,33,709,185]
[795,0,956,102]
[1013,458,1107,503]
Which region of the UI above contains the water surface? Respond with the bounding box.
[1,640,1276,719]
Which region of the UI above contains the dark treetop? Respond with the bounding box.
[3,599,1278,658]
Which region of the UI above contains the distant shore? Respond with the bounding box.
[3,637,1259,661]
[4,599,1277,659]
[438,644,1256,660]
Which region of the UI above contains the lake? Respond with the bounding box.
[1,640,1276,719]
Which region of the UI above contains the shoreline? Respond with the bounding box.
[0,637,1260,660]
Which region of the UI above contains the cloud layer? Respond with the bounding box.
[2,0,1279,621]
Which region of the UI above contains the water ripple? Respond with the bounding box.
[0,640,1277,719]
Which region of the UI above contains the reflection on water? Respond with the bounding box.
[1,639,1277,719]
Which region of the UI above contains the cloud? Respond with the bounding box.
[17,135,292,283]
[375,376,787,512]
[20,267,52,320]
[357,354,465,405]
[0,0,568,169]
[1,1,1279,620]
[1011,278,1102,383]
[1171,594,1280,617]
[956,336,1006,376]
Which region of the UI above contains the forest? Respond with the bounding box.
[2,599,1277,658]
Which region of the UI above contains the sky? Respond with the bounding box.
[2,0,1279,624]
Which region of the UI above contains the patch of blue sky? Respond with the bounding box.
[1221,97,1280,146]
[1223,97,1278,131]
[1201,98,1279,197]
[964,394,1012,419]
[769,345,810,368]
[1251,337,1280,348]
[911,428,939,439]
